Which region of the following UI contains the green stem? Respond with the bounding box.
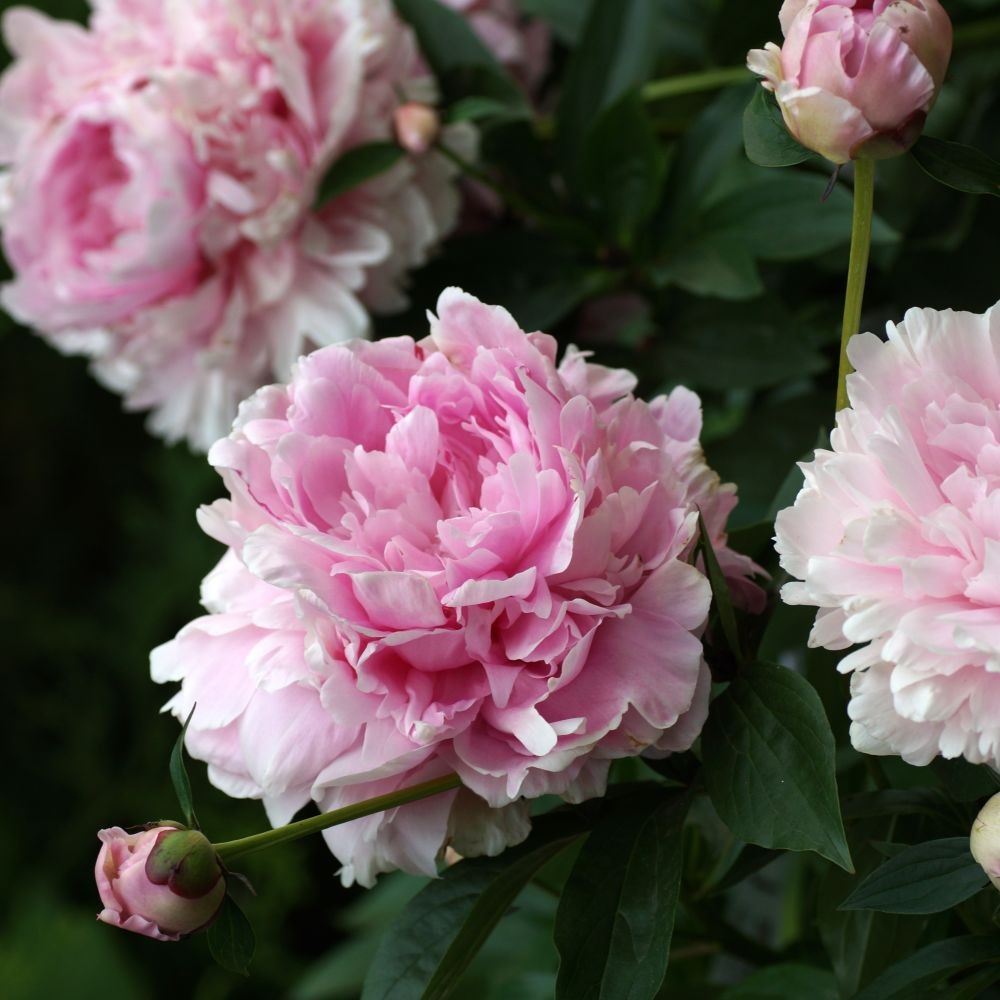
[835,158,876,413]
[642,66,751,103]
[212,774,462,863]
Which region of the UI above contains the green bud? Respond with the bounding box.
[144,829,225,900]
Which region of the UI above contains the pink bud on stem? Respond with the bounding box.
[748,0,953,164]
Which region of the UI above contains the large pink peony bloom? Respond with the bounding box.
[0,0,469,449]
[776,303,1000,768]
[152,289,761,886]
[747,0,951,164]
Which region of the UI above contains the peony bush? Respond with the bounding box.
[12,0,1000,994]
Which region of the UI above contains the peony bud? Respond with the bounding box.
[971,793,1000,892]
[95,825,226,941]
[747,0,952,164]
[393,103,440,156]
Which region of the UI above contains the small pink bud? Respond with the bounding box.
[747,0,953,164]
[971,794,1000,892]
[393,103,440,156]
[95,825,226,941]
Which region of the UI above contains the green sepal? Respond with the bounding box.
[144,829,224,900]
[742,87,811,168]
[169,706,199,831]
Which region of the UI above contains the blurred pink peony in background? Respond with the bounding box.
[96,825,225,941]
[440,0,549,93]
[152,288,762,886]
[0,0,472,450]
[747,0,952,164]
[775,303,1000,769]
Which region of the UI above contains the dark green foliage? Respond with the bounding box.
[553,790,689,1000]
[208,895,257,977]
[839,839,988,915]
[702,663,852,871]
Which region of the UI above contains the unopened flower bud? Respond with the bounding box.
[95,825,226,941]
[747,0,952,164]
[971,793,1000,891]
[394,103,440,156]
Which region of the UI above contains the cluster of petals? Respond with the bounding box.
[152,288,761,886]
[776,303,1000,769]
[0,0,470,450]
[747,0,951,164]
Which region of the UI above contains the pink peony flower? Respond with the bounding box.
[96,825,226,941]
[440,0,549,93]
[775,303,1000,768]
[0,1,469,450]
[747,0,952,164]
[152,288,761,886]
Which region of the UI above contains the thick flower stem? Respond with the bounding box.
[212,774,462,863]
[835,158,876,413]
[642,66,752,103]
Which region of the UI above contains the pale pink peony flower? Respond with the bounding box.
[0,0,468,450]
[747,0,952,164]
[440,0,549,93]
[775,303,1000,768]
[152,288,761,886]
[95,825,226,941]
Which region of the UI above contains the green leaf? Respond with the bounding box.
[392,0,526,110]
[839,838,987,915]
[817,849,928,998]
[702,662,853,871]
[361,811,587,1000]
[654,238,763,300]
[851,936,1000,1000]
[742,88,811,168]
[580,90,666,250]
[316,143,405,207]
[207,894,256,977]
[696,512,743,665]
[446,96,526,124]
[169,706,198,831]
[517,0,593,44]
[720,964,838,1000]
[910,136,1000,197]
[556,0,659,178]
[658,302,828,392]
[554,789,689,1000]
[698,173,898,262]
